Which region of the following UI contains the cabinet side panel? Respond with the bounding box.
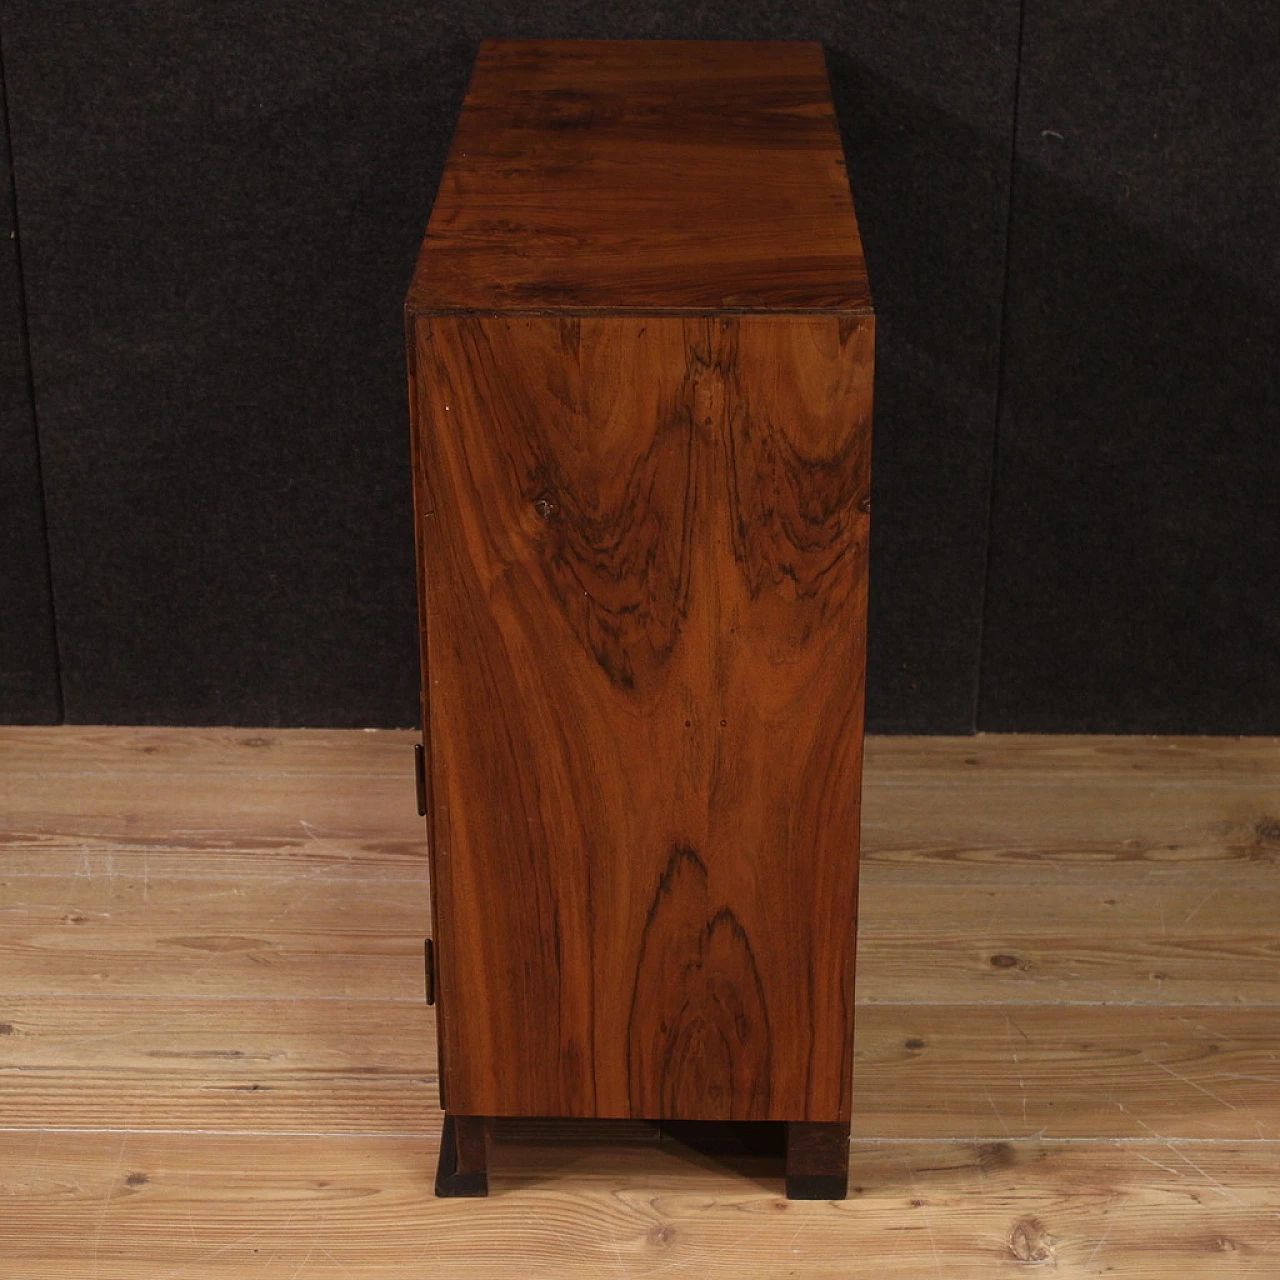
[415,314,870,1120]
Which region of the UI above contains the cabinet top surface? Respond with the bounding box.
[407,39,871,315]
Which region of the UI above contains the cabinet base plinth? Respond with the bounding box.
[435,1113,491,1198]
[785,1173,849,1201]
[785,1120,851,1201]
[433,1115,851,1199]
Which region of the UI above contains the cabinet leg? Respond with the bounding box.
[435,1113,491,1197]
[785,1120,850,1200]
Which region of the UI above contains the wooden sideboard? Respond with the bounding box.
[406,38,873,1199]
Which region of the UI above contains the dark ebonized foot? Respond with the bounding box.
[435,1113,491,1197]
[785,1120,850,1200]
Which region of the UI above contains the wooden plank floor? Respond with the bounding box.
[2,728,1279,1277]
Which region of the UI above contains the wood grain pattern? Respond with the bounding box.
[0,725,423,776]
[414,313,872,1121]
[0,996,438,1133]
[0,738,428,881]
[856,881,1280,1004]
[406,40,869,314]
[861,784,1280,888]
[0,873,428,1000]
[862,734,1280,782]
[853,1003,1280,1140]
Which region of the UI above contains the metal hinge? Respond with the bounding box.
[414,743,427,817]
[424,937,436,1006]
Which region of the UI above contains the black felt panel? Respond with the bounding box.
[0,71,58,723]
[980,0,1280,732]
[826,56,1016,731]
[5,3,446,726]
[4,2,1017,728]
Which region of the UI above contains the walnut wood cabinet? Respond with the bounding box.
[405,38,874,1200]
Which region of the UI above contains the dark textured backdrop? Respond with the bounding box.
[0,62,58,722]
[0,3,1275,732]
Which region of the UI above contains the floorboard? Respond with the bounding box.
[4,1132,1279,1278]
